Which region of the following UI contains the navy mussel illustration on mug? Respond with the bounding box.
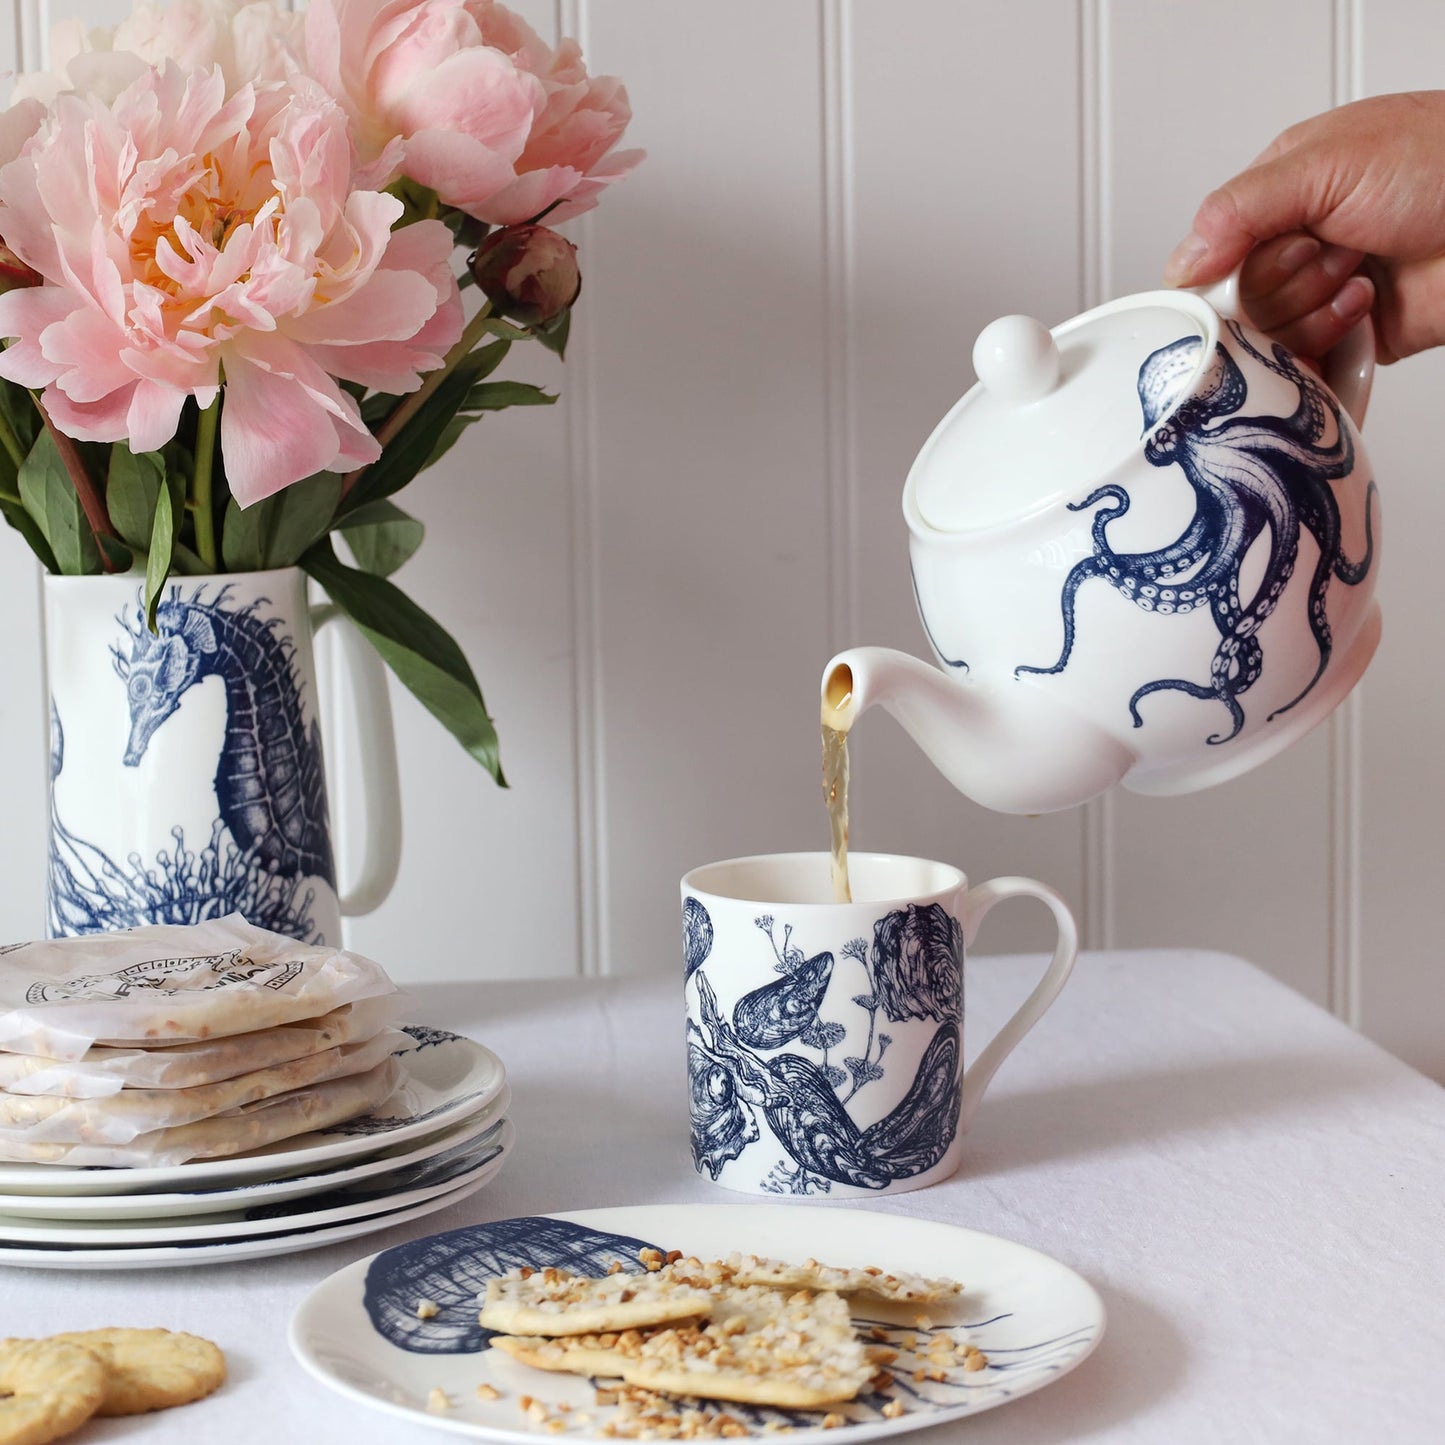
[683,898,963,1196]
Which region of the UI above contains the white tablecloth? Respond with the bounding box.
[6,949,1445,1442]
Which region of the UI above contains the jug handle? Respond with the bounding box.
[956,876,1079,1133]
[311,603,403,916]
[1197,267,1374,428]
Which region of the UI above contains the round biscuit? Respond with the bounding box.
[47,1329,225,1417]
[0,1336,107,1445]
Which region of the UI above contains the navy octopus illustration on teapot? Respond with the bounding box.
[684,899,962,1194]
[1016,320,1378,743]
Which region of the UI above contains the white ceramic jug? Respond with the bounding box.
[44,567,401,944]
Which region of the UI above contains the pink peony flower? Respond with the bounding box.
[0,62,462,505]
[305,0,640,224]
[9,0,305,107]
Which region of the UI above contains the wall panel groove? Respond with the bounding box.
[559,0,606,978]
[1078,0,1116,951]
[1328,0,1364,1026]
[820,0,858,656]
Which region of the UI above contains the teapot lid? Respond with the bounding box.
[909,293,1213,533]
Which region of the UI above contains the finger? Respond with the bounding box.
[1369,255,1445,363]
[1164,148,1344,286]
[1261,274,1375,363]
[1238,231,1323,298]
[1240,242,1365,331]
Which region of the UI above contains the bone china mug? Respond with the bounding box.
[43,568,401,945]
[680,852,1078,1197]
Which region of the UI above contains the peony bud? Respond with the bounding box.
[468,225,581,327]
[0,238,41,294]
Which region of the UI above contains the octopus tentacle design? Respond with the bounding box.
[1016,322,1377,743]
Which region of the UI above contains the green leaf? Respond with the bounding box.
[144,471,184,629]
[339,367,477,518]
[460,380,557,413]
[303,538,505,783]
[479,317,533,342]
[221,494,270,571]
[424,416,472,470]
[0,493,60,573]
[222,472,342,571]
[339,499,425,578]
[106,447,166,550]
[17,431,99,575]
[534,309,571,358]
[359,341,511,430]
[97,534,134,573]
[263,472,343,566]
[0,379,39,459]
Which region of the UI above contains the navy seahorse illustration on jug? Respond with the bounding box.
[47,583,333,943]
[1017,321,1378,743]
[114,586,335,882]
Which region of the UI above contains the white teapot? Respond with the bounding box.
[821,275,1381,814]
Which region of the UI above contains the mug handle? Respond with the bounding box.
[311,605,403,916]
[956,876,1079,1133]
[1196,266,1375,428]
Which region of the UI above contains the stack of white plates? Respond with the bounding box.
[0,1026,513,1269]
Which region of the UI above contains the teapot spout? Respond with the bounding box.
[821,647,1137,814]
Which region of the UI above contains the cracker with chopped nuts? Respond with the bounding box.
[478,1265,714,1338]
[489,1284,872,1409]
[726,1252,964,1306]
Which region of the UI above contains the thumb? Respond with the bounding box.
[1165,152,1340,286]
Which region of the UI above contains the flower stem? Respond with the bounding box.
[339,299,494,501]
[31,393,122,573]
[191,394,221,573]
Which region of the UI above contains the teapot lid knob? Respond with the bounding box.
[972,315,1060,404]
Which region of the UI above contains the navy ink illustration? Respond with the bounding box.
[359,1214,1102,1429]
[688,903,964,1194]
[683,896,713,979]
[1017,322,1377,742]
[48,585,335,941]
[364,1217,661,1354]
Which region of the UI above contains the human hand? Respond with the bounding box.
[1163,91,1445,365]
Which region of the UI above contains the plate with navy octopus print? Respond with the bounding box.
[288,1203,1105,1442]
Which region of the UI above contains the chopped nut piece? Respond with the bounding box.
[475,1381,502,1402]
[881,1399,906,1419]
[821,1413,846,1430]
[426,1387,450,1412]
[416,1299,440,1319]
[913,1314,933,1331]
[964,1350,988,1372]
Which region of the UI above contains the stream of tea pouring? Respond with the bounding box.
[822,665,854,903]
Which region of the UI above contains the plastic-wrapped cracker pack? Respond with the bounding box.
[0,916,400,1060]
[0,994,407,1098]
[0,1058,404,1167]
[0,1028,407,1145]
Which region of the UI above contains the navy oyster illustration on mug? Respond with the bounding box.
[685,900,964,1194]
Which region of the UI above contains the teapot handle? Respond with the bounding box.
[1197,267,1375,429]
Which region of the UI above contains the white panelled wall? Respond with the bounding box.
[3,1,1444,1080]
